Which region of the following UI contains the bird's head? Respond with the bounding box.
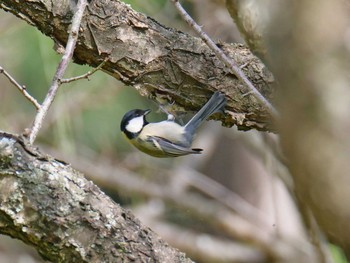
[120,109,150,139]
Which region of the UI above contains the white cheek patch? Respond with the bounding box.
[126,116,144,133]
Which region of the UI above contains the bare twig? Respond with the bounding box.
[0,66,40,109]
[170,0,278,119]
[60,58,108,84]
[28,0,88,144]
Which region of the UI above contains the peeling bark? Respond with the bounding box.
[0,132,192,262]
[0,0,275,131]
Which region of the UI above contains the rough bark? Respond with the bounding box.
[0,132,192,262]
[0,0,275,131]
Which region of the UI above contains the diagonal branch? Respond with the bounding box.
[170,0,278,119]
[28,0,88,144]
[0,0,276,132]
[60,58,107,84]
[0,132,193,262]
[0,66,40,109]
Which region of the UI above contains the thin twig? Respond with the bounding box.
[28,0,88,144]
[0,66,41,109]
[170,0,278,119]
[60,58,108,84]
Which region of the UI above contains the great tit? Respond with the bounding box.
[120,91,227,157]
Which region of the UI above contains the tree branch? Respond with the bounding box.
[28,0,88,144]
[226,0,267,60]
[264,0,350,256]
[0,0,276,132]
[0,132,193,262]
[60,58,107,83]
[170,0,278,119]
[0,66,40,109]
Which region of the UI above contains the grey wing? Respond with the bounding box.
[149,136,202,157]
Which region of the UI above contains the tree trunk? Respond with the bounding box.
[0,132,192,262]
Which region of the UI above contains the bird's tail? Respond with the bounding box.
[184,91,226,141]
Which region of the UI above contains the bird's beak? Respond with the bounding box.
[143,109,151,115]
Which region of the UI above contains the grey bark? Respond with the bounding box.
[0,0,275,131]
[0,132,192,262]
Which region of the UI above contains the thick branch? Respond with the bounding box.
[265,0,350,256]
[226,0,267,60]
[0,0,275,131]
[0,132,192,262]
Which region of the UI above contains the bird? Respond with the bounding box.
[120,91,227,157]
